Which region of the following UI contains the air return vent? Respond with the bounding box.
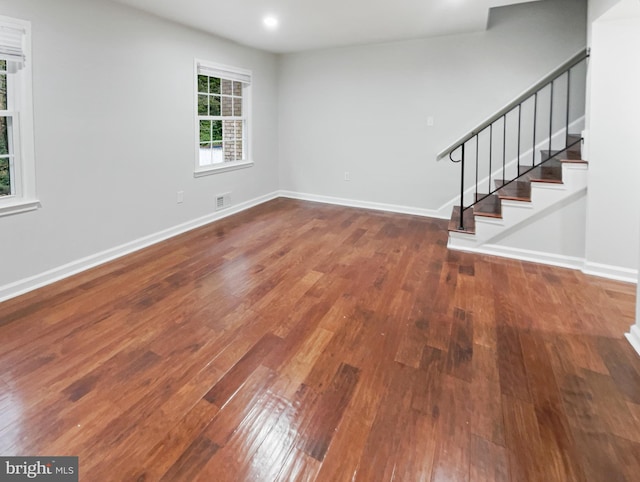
[215,193,231,211]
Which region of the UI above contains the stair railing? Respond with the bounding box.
[437,48,589,231]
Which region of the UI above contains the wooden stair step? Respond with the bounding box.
[494,180,532,202]
[449,206,475,234]
[519,161,563,183]
[474,193,502,218]
[567,134,582,145]
[540,149,584,162]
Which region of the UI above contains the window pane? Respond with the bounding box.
[199,143,212,166]
[209,95,220,116]
[235,140,243,161]
[209,77,220,94]
[221,79,233,95]
[0,157,9,196]
[199,120,211,143]
[0,60,6,71]
[198,95,208,116]
[234,120,243,141]
[233,81,242,96]
[221,96,232,116]
[0,73,6,110]
[223,120,235,141]
[197,75,208,93]
[0,117,9,156]
[233,97,242,116]
[212,120,223,141]
[212,142,223,164]
[223,141,235,162]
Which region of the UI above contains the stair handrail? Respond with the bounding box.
[436,48,589,161]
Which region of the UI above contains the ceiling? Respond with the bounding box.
[110,0,539,54]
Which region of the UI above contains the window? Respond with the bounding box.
[195,60,252,176]
[0,16,36,216]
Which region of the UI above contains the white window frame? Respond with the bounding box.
[0,15,37,217]
[194,59,253,177]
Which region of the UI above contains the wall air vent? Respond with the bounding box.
[215,193,231,211]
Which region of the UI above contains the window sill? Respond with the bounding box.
[194,160,254,177]
[0,198,40,217]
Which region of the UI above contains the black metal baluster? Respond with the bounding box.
[489,124,493,193]
[502,115,506,182]
[475,135,479,203]
[565,69,571,146]
[517,104,521,170]
[532,92,537,166]
[549,81,554,158]
[459,143,465,230]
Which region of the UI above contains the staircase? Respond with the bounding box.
[437,49,589,255]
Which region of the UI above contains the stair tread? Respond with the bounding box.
[449,206,475,234]
[474,193,502,218]
[494,180,532,202]
[540,149,584,162]
[519,163,563,183]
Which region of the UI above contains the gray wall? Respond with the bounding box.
[0,0,279,288]
[277,0,587,211]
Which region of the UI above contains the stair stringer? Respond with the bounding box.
[448,163,588,252]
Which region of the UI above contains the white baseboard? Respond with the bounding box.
[278,190,448,219]
[583,261,638,284]
[449,242,585,271]
[626,325,640,357]
[449,243,638,284]
[0,191,280,303]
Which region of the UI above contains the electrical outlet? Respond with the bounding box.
[427,116,434,126]
[177,190,184,204]
[344,171,350,181]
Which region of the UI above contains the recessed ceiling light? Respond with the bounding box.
[263,15,279,30]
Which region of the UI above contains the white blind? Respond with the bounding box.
[0,24,25,66]
[197,62,251,84]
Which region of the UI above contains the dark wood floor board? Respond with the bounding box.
[470,343,505,446]
[596,337,640,404]
[502,394,552,481]
[430,374,473,482]
[495,323,531,402]
[445,308,474,382]
[469,434,510,482]
[0,199,637,481]
[582,369,640,443]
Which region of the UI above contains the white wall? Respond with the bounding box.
[277,0,587,213]
[584,0,640,280]
[0,0,279,292]
[489,192,588,260]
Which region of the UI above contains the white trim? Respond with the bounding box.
[196,59,252,84]
[278,190,447,219]
[194,160,254,177]
[0,197,39,216]
[582,261,638,283]
[194,58,252,174]
[0,16,36,214]
[448,242,586,271]
[0,191,279,303]
[625,325,640,357]
[448,242,638,283]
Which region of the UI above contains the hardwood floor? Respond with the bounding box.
[1,198,639,481]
